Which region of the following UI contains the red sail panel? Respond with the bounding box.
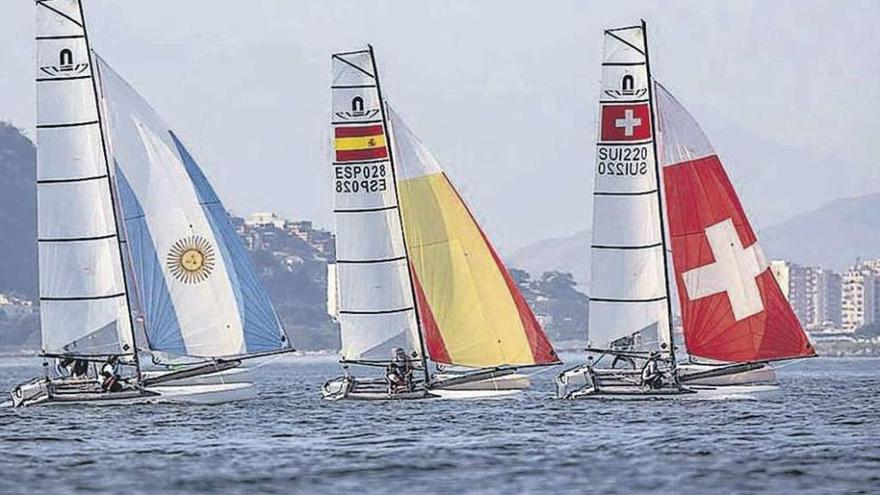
[410,266,451,364]
[656,83,815,362]
[664,157,815,362]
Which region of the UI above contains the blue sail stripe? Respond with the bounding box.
[115,166,187,355]
[169,132,287,352]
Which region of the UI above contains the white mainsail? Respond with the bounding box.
[330,48,422,362]
[36,0,134,357]
[94,55,289,359]
[587,25,671,352]
[326,263,339,320]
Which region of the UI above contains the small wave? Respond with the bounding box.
[1,436,83,443]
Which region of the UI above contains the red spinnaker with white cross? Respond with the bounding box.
[655,82,815,363]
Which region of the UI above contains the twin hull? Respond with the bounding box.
[10,368,256,407]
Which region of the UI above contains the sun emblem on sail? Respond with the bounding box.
[166,235,216,284]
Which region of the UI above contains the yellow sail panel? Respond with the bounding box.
[398,172,555,367]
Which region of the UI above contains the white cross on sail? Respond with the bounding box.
[682,218,769,321]
[615,109,642,136]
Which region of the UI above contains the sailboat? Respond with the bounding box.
[322,46,560,400]
[10,0,292,407]
[556,21,815,399]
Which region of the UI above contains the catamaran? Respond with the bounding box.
[556,21,815,399]
[322,46,560,400]
[10,0,292,407]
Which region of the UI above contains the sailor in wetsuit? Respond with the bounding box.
[641,351,663,390]
[385,347,414,394]
[100,355,123,392]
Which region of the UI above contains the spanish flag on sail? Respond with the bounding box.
[334,124,388,162]
[388,107,559,368]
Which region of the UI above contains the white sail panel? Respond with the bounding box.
[338,260,414,311]
[36,0,134,356]
[326,263,339,319]
[334,209,405,261]
[96,56,289,358]
[331,48,421,362]
[588,25,670,351]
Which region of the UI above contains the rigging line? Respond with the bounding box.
[332,54,375,79]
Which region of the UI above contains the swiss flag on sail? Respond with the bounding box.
[663,155,815,363]
[600,103,652,141]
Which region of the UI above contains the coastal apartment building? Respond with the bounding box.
[771,260,842,329]
[841,262,880,331]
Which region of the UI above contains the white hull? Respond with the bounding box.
[142,367,252,386]
[321,375,522,401]
[10,377,256,407]
[678,362,777,386]
[564,383,779,401]
[431,372,531,391]
[430,388,521,400]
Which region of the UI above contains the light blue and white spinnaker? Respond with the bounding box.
[94,53,289,360]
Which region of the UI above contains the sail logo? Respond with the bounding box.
[166,235,216,284]
[682,219,769,321]
[604,74,647,99]
[39,48,89,78]
[600,104,651,141]
[335,96,380,121]
[334,124,388,162]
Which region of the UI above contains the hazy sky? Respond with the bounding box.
[2,1,878,253]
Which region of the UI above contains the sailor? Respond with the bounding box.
[385,347,414,394]
[55,358,88,378]
[100,355,123,393]
[641,351,663,390]
[55,358,74,378]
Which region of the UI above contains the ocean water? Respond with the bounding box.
[0,354,877,495]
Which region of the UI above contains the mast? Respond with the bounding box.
[368,44,431,384]
[78,0,142,380]
[92,55,157,366]
[641,19,677,367]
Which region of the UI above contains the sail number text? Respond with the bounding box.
[597,145,650,176]
[335,164,387,193]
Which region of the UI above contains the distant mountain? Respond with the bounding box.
[760,193,880,270]
[0,123,37,299]
[509,229,590,289]
[510,193,880,287]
